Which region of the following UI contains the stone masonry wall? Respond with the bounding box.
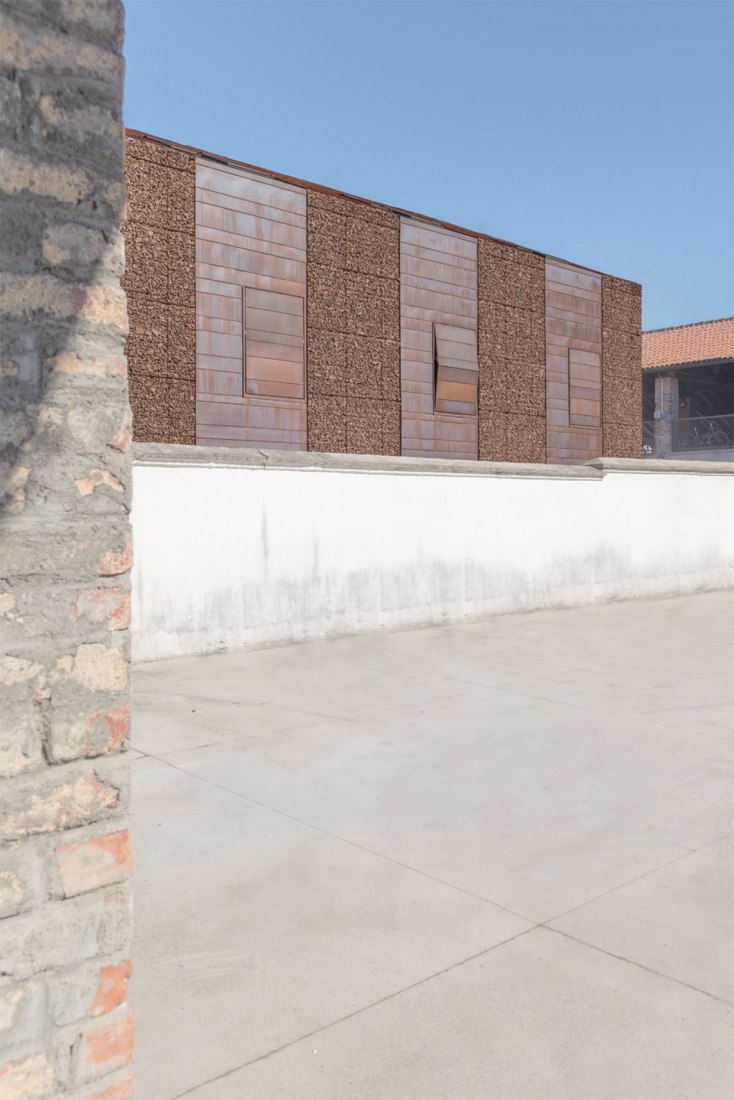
[477,239,546,463]
[306,190,401,454]
[123,133,196,444]
[0,2,134,1096]
[602,275,642,457]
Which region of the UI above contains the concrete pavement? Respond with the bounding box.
[130,592,734,1099]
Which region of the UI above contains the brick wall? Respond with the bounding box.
[477,240,547,463]
[0,1,134,1095]
[306,190,401,454]
[602,276,643,457]
[123,134,196,445]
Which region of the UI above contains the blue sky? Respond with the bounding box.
[124,0,733,330]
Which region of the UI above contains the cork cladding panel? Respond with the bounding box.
[602,276,643,458]
[477,239,546,463]
[195,161,308,449]
[306,190,401,455]
[123,136,196,444]
[400,221,479,460]
[545,259,603,464]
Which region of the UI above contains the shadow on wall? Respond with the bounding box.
[1,1,134,1096]
[1,67,129,521]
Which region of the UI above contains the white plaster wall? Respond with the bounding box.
[131,449,734,661]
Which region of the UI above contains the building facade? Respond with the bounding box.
[642,317,734,461]
[123,130,642,464]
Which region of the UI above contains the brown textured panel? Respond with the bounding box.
[308,394,347,452]
[129,131,640,459]
[124,135,196,444]
[307,190,400,454]
[602,275,642,457]
[477,237,546,462]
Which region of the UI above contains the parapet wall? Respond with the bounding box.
[131,446,734,661]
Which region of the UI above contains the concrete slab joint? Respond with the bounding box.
[0,0,133,1096]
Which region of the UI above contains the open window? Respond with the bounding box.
[568,349,601,427]
[244,288,305,399]
[433,323,479,415]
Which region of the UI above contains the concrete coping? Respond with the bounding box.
[132,443,734,479]
[587,456,734,475]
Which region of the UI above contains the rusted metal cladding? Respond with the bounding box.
[477,240,546,462]
[602,276,643,457]
[125,132,642,463]
[306,190,401,455]
[400,220,479,459]
[123,136,196,444]
[545,259,603,463]
[195,161,308,449]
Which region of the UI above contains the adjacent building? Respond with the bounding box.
[643,317,734,461]
[123,130,642,464]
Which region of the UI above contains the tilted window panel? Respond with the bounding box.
[568,348,601,427]
[244,288,305,399]
[434,323,479,415]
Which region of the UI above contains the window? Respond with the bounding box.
[568,349,601,427]
[244,288,305,399]
[433,323,479,415]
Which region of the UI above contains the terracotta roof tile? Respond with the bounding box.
[642,317,734,370]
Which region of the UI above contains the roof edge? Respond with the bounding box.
[643,316,734,335]
[125,127,642,288]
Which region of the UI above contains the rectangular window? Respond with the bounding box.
[244,288,305,399]
[568,348,601,427]
[434,323,478,415]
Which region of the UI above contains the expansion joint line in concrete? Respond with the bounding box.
[145,752,731,1099]
[170,902,732,1100]
[169,925,538,1099]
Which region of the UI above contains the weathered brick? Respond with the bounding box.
[0,843,46,919]
[70,587,130,630]
[92,960,132,1017]
[45,695,129,765]
[98,535,133,577]
[1,0,131,1088]
[0,708,44,778]
[2,885,132,982]
[0,759,123,842]
[48,957,131,1028]
[73,1010,134,1085]
[56,829,132,898]
[0,979,46,1056]
[55,642,128,692]
[0,1053,54,1099]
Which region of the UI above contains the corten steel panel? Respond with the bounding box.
[124,135,197,444]
[244,288,305,399]
[434,323,479,415]
[477,238,546,463]
[306,188,401,455]
[569,349,601,427]
[195,160,307,448]
[545,259,603,464]
[400,219,479,459]
[127,130,641,460]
